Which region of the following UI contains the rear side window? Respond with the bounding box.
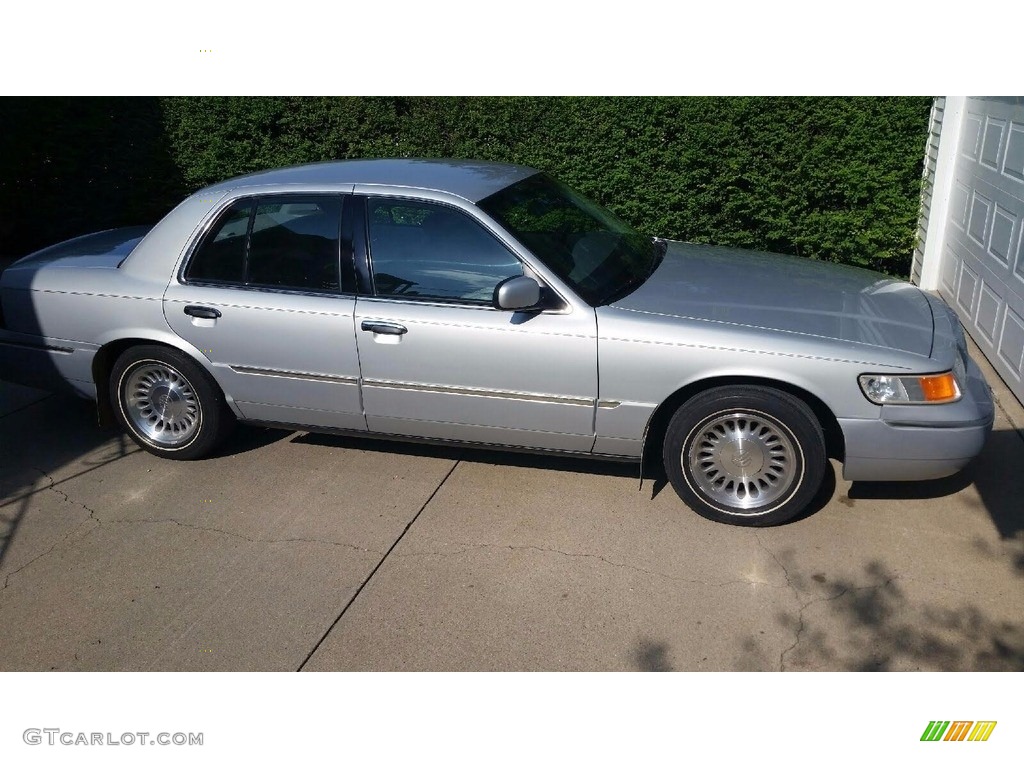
[185,195,343,292]
[186,201,250,283]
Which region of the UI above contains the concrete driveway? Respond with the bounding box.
[1,343,1022,671]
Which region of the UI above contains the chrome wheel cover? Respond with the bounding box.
[121,361,202,448]
[685,410,799,514]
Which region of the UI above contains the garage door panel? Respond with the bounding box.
[1015,232,1024,282]
[1002,123,1024,181]
[980,118,1006,169]
[967,190,992,245]
[956,262,979,316]
[938,97,1024,405]
[963,113,983,159]
[976,282,1002,342]
[949,230,1012,305]
[998,308,1024,377]
[988,204,1016,264]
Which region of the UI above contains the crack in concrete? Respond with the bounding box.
[753,532,903,670]
[298,459,464,671]
[2,539,60,593]
[39,471,101,525]
[0,393,54,422]
[780,576,903,671]
[398,541,790,591]
[2,468,379,599]
[1,469,101,593]
[753,533,804,671]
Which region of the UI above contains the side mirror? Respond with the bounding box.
[493,275,541,311]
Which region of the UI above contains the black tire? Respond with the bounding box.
[662,385,827,526]
[110,345,234,460]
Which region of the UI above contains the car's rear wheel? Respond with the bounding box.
[110,345,233,459]
[663,385,827,526]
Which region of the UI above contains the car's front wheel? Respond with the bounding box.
[663,385,827,526]
[110,345,233,460]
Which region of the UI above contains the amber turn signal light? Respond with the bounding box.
[919,372,959,402]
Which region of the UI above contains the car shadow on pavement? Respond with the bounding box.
[848,428,1024,545]
[294,430,840,525]
[292,431,641,480]
[207,423,296,459]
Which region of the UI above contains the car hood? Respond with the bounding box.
[611,241,934,356]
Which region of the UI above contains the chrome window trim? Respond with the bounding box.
[174,282,355,302]
[356,295,508,313]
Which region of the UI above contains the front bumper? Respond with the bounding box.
[839,353,995,482]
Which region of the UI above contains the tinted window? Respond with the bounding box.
[186,201,251,283]
[478,173,657,306]
[367,199,523,303]
[248,198,342,291]
[186,196,343,292]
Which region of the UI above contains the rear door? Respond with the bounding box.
[163,193,365,431]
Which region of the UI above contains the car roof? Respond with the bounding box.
[196,158,539,203]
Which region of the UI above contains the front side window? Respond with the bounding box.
[185,195,343,292]
[478,173,659,306]
[367,198,523,303]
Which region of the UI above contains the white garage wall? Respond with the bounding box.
[911,97,948,287]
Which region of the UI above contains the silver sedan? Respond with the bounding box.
[0,159,995,525]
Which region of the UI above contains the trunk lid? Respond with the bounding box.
[2,227,152,288]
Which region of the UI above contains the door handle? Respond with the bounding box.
[360,321,408,336]
[184,305,222,319]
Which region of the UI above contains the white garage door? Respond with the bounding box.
[939,97,1024,403]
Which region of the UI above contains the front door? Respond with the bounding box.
[354,195,597,452]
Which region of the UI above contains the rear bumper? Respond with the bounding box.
[0,332,96,398]
[839,355,995,482]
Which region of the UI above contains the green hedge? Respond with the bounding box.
[0,98,185,257]
[4,97,932,277]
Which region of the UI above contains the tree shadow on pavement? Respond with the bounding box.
[633,638,673,671]
[848,428,1024,572]
[736,553,1024,671]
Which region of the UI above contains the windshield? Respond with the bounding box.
[478,174,659,306]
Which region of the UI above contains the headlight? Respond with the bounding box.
[858,371,961,404]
